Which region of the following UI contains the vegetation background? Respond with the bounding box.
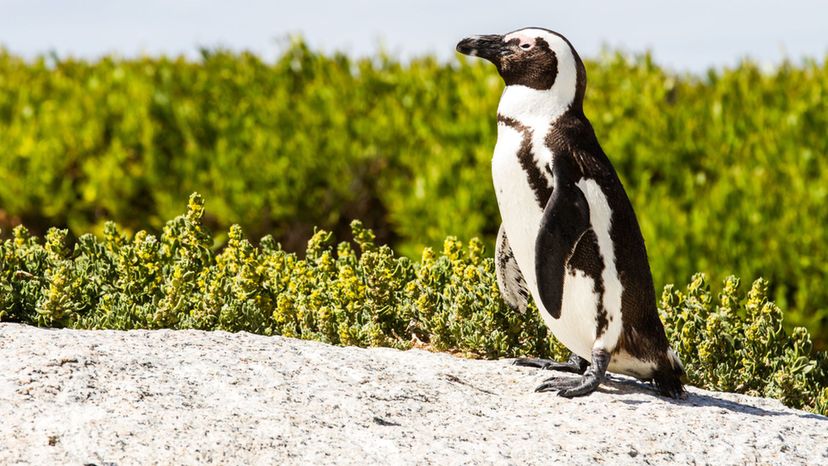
[1,40,826,348]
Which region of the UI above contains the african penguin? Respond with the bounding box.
[456,28,684,398]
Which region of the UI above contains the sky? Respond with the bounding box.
[1,0,827,72]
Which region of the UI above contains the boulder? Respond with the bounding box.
[1,323,825,464]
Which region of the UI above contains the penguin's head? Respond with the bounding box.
[456,28,586,111]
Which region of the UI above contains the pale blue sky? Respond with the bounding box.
[1,0,826,72]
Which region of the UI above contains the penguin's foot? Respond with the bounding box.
[534,376,581,393]
[535,348,610,398]
[512,352,589,374]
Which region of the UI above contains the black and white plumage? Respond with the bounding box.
[457,28,684,398]
[495,224,531,314]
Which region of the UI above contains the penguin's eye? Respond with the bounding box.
[520,43,532,50]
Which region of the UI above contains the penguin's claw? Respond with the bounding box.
[533,376,580,393]
[514,358,564,370]
[556,374,602,398]
[513,353,590,374]
[534,348,609,398]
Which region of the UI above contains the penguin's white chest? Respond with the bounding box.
[491,124,546,289]
[492,123,624,360]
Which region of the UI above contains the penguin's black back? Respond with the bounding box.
[546,108,673,363]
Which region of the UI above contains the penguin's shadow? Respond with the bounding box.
[598,374,826,421]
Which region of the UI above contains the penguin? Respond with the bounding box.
[456,28,685,398]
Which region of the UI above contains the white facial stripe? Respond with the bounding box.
[497,29,578,123]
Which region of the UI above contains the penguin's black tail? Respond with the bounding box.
[652,348,686,399]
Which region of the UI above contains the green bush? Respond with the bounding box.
[0,43,826,347]
[662,274,827,413]
[0,195,825,414]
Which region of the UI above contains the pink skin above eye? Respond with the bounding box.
[504,33,535,49]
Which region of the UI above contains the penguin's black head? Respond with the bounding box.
[457,28,586,103]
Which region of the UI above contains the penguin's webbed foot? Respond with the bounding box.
[534,376,581,393]
[556,372,603,398]
[512,352,589,374]
[535,348,610,398]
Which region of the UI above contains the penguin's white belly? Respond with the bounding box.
[492,125,597,360]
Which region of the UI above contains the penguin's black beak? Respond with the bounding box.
[456,34,507,63]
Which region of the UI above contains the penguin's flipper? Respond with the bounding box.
[535,164,591,319]
[495,224,530,313]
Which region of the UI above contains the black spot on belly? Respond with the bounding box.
[568,229,609,337]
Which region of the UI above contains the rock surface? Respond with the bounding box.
[0,323,826,465]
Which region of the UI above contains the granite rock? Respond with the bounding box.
[1,323,826,465]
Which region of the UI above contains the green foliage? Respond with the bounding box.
[661,274,827,413]
[0,45,826,346]
[0,193,556,358]
[0,196,824,414]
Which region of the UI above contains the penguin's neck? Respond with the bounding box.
[497,83,576,129]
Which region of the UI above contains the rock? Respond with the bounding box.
[0,323,825,465]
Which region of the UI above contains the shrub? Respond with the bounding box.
[1,45,826,346]
[662,274,827,413]
[0,195,824,414]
